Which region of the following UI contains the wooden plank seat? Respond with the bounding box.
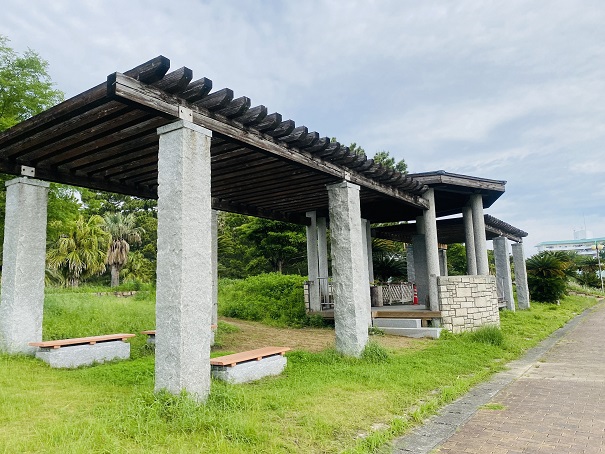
[142,325,217,344]
[28,333,135,368]
[210,346,291,384]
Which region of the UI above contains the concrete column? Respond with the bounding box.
[305,211,321,312]
[423,188,441,311]
[327,181,370,357]
[365,220,374,283]
[211,210,218,344]
[493,236,515,311]
[412,233,428,304]
[462,206,477,275]
[155,120,213,401]
[439,248,448,277]
[512,242,530,309]
[470,194,489,275]
[0,177,49,355]
[317,216,329,304]
[406,245,415,282]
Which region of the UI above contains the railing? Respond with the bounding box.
[304,280,413,310]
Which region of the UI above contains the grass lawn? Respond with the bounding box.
[0,290,598,453]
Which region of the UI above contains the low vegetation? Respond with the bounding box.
[0,285,597,453]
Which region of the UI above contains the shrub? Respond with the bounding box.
[469,325,505,347]
[526,252,569,303]
[218,273,316,327]
[361,341,390,363]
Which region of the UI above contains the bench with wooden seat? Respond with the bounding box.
[28,333,135,368]
[142,325,218,345]
[210,346,291,384]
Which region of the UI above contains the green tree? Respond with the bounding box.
[371,237,407,282]
[0,35,63,131]
[102,212,144,287]
[373,150,407,174]
[526,251,571,303]
[46,215,110,287]
[446,243,467,275]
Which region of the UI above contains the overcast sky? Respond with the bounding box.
[3,0,605,254]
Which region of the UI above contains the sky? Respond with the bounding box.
[3,0,605,255]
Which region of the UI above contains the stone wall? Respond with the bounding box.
[438,275,499,333]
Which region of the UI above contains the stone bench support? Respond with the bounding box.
[210,347,290,384]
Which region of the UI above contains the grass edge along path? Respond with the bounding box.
[0,293,597,453]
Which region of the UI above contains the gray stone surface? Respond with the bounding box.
[512,242,530,309]
[406,245,415,283]
[306,211,321,311]
[422,189,441,311]
[470,194,489,275]
[493,236,515,311]
[412,234,428,305]
[35,341,130,368]
[365,219,375,283]
[155,120,213,402]
[317,216,330,303]
[211,210,219,330]
[438,275,499,333]
[327,181,371,357]
[378,327,442,339]
[0,177,49,355]
[462,206,477,275]
[373,318,422,329]
[438,249,448,277]
[211,354,287,384]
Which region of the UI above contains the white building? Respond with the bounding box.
[536,230,605,257]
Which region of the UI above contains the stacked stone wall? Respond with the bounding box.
[438,275,499,333]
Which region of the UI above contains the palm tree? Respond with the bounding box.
[103,212,144,287]
[47,215,110,287]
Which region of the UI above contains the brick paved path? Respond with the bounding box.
[392,302,605,454]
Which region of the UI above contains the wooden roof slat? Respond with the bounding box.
[95,155,157,179]
[180,77,213,102]
[305,137,330,153]
[356,159,374,172]
[293,131,319,149]
[214,174,334,200]
[211,197,310,225]
[193,88,234,110]
[234,105,267,126]
[280,126,308,144]
[255,112,282,132]
[216,96,251,118]
[124,55,171,84]
[265,119,295,138]
[151,67,193,94]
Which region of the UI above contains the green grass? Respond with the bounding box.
[0,290,598,453]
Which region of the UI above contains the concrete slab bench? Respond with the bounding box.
[142,325,217,345]
[28,333,135,368]
[210,346,291,384]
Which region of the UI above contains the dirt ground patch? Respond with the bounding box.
[214,317,432,353]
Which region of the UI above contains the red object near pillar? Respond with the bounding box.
[413,284,418,305]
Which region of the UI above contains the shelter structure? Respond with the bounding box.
[0,56,432,401]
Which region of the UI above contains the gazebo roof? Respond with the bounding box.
[373,214,528,244]
[408,170,506,217]
[0,56,430,224]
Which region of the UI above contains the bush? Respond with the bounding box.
[527,274,567,303]
[469,325,505,347]
[526,252,569,303]
[218,273,316,327]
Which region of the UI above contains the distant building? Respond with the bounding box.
[536,229,605,257]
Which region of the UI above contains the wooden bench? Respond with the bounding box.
[29,334,135,368]
[210,346,291,384]
[142,325,217,345]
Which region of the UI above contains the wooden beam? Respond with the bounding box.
[266,120,295,138]
[211,198,311,225]
[124,55,171,83]
[234,105,267,126]
[180,77,213,102]
[217,96,251,118]
[151,67,193,94]
[280,126,308,143]
[193,88,234,111]
[256,112,282,132]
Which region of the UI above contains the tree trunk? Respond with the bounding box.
[110,265,120,287]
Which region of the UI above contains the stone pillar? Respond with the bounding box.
[327,181,370,357]
[423,188,441,311]
[365,220,374,283]
[512,242,530,309]
[493,236,515,311]
[470,194,489,275]
[155,120,213,401]
[306,211,321,312]
[406,244,415,282]
[439,248,448,277]
[412,217,428,305]
[317,216,329,304]
[0,177,49,355]
[462,206,477,275]
[211,209,218,345]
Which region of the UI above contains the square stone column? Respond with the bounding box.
[305,211,321,312]
[493,236,515,311]
[317,216,330,304]
[0,177,49,355]
[423,188,441,311]
[470,194,489,275]
[512,242,530,309]
[439,248,448,277]
[462,206,477,275]
[211,209,219,343]
[406,244,415,283]
[364,219,374,283]
[327,181,370,357]
[155,120,213,401]
[412,233,428,304]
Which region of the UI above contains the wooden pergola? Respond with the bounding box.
[0,56,428,224]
